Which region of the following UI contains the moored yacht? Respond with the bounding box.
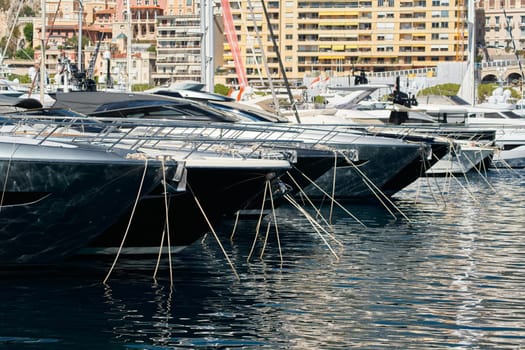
[414,103,525,169]
[0,134,172,264]
[1,110,294,257]
[49,91,435,201]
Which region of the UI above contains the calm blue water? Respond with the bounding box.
[1,169,525,349]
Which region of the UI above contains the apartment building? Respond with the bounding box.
[153,14,202,85]
[219,0,469,86]
[153,12,223,86]
[29,0,525,88]
[481,0,525,60]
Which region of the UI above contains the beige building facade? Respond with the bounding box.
[24,0,525,88]
[219,0,470,86]
[480,0,525,60]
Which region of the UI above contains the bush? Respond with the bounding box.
[313,95,326,104]
[132,84,153,92]
[214,83,230,96]
[478,83,521,102]
[8,74,32,84]
[418,83,460,96]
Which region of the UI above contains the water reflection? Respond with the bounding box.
[1,170,524,349]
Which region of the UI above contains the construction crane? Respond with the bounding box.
[86,33,105,80]
[455,0,467,61]
[220,0,249,99]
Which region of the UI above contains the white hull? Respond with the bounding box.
[490,128,525,168]
[426,144,494,175]
[491,145,525,168]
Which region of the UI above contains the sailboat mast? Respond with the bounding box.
[40,0,46,103]
[259,0,301,123]
[468,0,475,105]
[78,0,83,72]
[126,0,132,91]
[200,0,214,92]
[457,0,476,106]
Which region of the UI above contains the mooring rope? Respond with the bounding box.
[104,158,150,284]
[329,151,337,225]
[463,147,498,194]
[448,146,483,203]
[229,210,241,241]
[285,170,344,246]
[341,153,412,223]
[153,157,174,285]
[284,194,340,260]
[259,218,273,260]
[248,179,269,262]
[291,166,367,228]
[425,150,449,208]
[154,222,168,280]
[268,180,283,262]
[443,167,479,204]
[189,184,240,281]
[285,193,343,248]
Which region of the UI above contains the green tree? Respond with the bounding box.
[15,47,34,60]
[65,35,90,49]
[0,36,17,58]
[23,23,33,45]
[20,5,36,17]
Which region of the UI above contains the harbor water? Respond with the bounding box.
[1,169,525,349]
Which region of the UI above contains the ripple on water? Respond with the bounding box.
[1,170,525,349]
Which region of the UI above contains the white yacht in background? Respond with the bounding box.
[416,103,525,168]
[142,83,494,178]
[0,79,25,98]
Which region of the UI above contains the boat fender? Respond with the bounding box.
[172,161,187,192]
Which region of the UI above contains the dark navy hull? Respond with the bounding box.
[0,142,168,264]
[373,136,450,196]
[86,161,290,254]
[301,141,423,200]
[282,147,346,195]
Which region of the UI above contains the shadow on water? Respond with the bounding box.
[1,169,525,349]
